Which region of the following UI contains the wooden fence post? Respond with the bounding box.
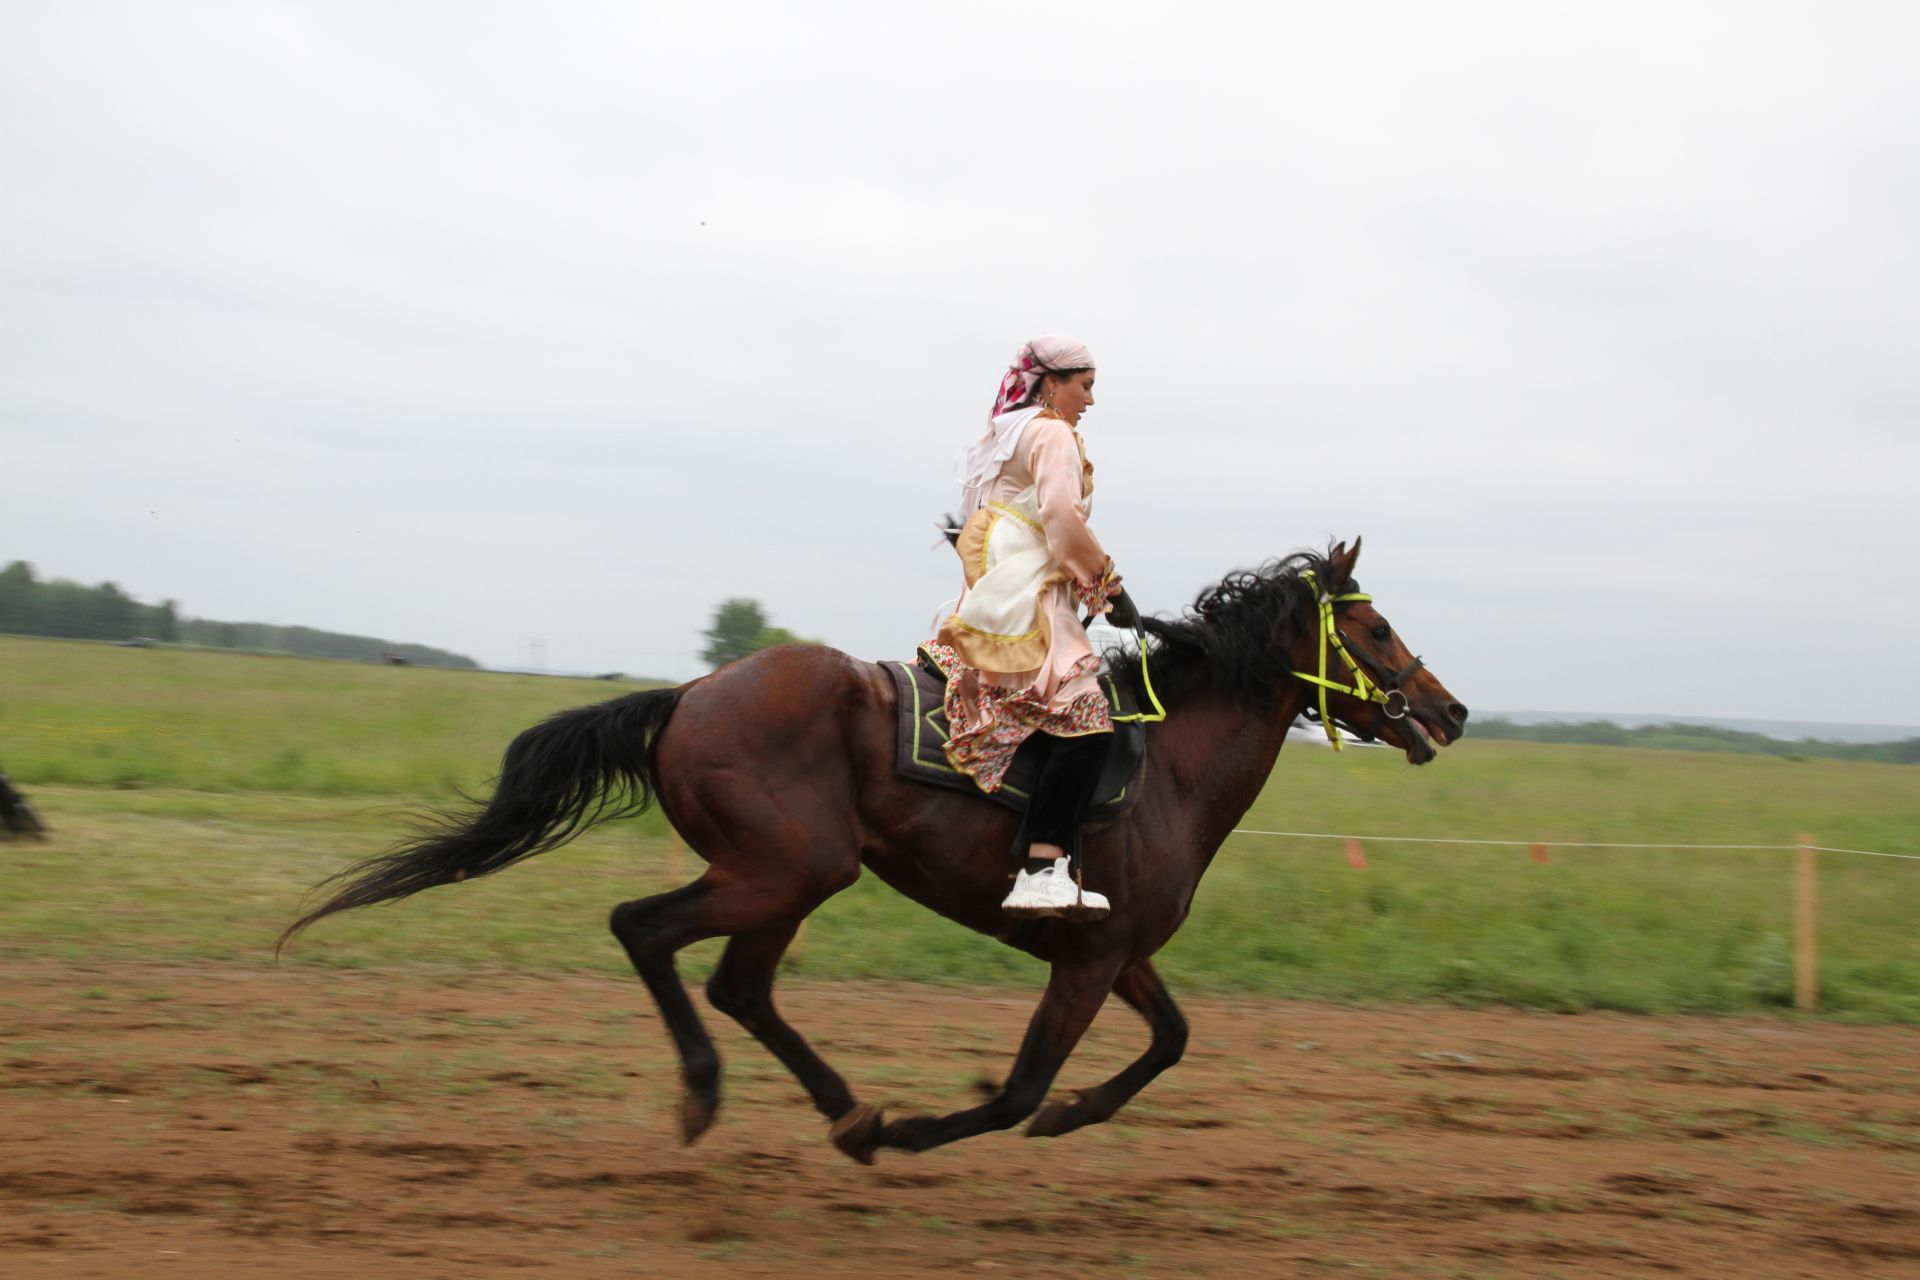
[1795,833,1818,1013]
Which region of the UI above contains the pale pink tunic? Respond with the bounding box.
[927,416,1115,790]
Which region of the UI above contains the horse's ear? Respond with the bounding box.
[1329,537,1363,587]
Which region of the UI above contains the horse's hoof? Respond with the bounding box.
[1026,1098,1079,1139]
[828,1104,885,1165]
[680,1091,717,1146]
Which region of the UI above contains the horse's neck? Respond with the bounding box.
[1158,677,1310,874]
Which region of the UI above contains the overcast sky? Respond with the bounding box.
[5,2,1916,724]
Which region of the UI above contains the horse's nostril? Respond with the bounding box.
[1449,703,1469,724]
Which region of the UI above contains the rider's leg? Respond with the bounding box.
[1020,730,1106,864]
[1004,731,1110,919]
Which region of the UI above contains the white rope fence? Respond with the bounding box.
[1230,829,1920,861]
[1227,827,1917,1011]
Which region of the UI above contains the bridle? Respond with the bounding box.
[1091,570,1425,743]
[1293,569,1427,751]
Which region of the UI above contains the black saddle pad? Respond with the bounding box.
[884,649,1146,822]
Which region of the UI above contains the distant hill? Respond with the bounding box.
[1472,716,1920,765]
[0,559,477,669]
[174,619,477,669]
[1488,710,1920,745]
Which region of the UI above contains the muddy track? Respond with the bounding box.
[2,964,1916,1278]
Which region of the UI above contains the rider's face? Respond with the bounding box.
[1044,371,1096,426]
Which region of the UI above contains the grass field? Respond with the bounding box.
[0,635,621,797]
[4,634,1918,1019]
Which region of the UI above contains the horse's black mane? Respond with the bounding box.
[1108,548,1346,706]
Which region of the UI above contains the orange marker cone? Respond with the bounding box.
[1344,838,1369,869]
[1530,843,1550,864]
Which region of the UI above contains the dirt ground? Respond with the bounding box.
[2,963,1917,1279]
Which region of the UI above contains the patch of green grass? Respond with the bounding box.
[0,634,670,819]
[3,638,1918,1018]
[1165,739,1920,1019]
[6,767,1918,1018]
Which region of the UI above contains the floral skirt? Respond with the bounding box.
[921,642,1112,793]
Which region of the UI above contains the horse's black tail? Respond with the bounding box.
[0,774,48,841]
[278,686,683,951]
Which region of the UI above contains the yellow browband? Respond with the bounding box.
[1294,569,1399,751]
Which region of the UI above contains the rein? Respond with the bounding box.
[1293,569,1425,751]
[1110,624,1167,725]
[1087,589,1167,725]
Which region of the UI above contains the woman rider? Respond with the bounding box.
[923,334,1121,921]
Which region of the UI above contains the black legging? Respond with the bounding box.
[1013,731,1109,864]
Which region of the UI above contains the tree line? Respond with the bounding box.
[1472,717,1920,765]
[3,562,815,675]
[0,561,179,643]
[0,561,477,669]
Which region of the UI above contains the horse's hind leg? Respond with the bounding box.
[608,878,729,1144]
[1025,960,1188,1139]
[705,924,857,1123]
[609,861,856,1145]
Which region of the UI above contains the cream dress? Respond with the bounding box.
[925,414,1116,791]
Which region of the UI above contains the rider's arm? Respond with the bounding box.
[1027,418,1111,591]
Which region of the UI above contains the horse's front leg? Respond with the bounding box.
[1026,960,1187,1138]
[831,953,1125,1162]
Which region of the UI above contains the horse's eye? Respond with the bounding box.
[1371,624,1391,643]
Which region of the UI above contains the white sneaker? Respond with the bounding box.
[1002,858,1110,921]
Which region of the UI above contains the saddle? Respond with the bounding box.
[884,648,1147,822]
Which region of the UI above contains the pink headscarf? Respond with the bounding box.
[957,334,1097,513]
[989,333,1096,419]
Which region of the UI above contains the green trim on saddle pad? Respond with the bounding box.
[884,650,1146,823]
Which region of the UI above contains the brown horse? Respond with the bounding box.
[283,538,1466,1163]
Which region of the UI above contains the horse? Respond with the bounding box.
[282,538,1466,1163]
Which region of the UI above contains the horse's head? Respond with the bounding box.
[1293,538,1468,765]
